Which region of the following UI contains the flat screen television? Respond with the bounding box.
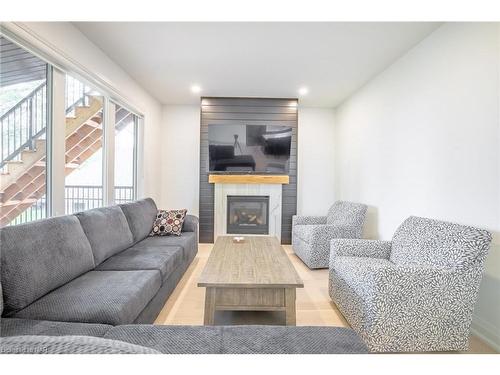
[208,124,292,174]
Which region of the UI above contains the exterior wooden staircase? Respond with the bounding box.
[0,96,103,226]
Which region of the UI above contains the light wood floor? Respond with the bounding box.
[155,243,497,354]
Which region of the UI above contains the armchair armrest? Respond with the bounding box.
[330,239,392,259]
[353,263,472,351]
[182,215,199,232]
[292,215,327,226]
[370,265,457,301]
[306,225,360,247]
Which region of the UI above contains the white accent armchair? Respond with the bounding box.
[329,216,492,352]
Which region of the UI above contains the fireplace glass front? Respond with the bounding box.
[227,195,270,235]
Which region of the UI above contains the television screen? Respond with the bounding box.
[208,124,292,174]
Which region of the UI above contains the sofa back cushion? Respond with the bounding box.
[76,206,134,265]
[119,198,157,242]
[0,215,95,313]
[326,201,367,235]
[390,216,492,269]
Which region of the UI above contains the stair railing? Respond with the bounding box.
[65,75,91,115]
[0,77,92,169]
[1,82,47,168]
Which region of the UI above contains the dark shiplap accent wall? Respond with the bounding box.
[199,97,298,244]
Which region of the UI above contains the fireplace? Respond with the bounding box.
[227,195,270,235]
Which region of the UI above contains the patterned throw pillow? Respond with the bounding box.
[150,209,187,236]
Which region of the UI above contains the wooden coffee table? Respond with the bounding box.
[198,236,304,326]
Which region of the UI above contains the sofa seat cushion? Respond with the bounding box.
[1,318,112,338]
[76,206,134,265]
[221,326,368,354]
[0,215,95,313]
[132,232,197,260]
[293,225,313,243]
[104,325,222,354]
[104,325,368,354]
[331,256,394,300]
[13,270,161,326]
[96,245,183,281]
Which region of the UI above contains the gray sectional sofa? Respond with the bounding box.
[1,198,198,326]
[0,198,368,354]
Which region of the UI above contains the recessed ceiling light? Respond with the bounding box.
[191,85,202,94]
[298,87,309,96]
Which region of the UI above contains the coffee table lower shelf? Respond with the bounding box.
[203,286,297,326]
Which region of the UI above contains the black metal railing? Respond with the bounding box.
[0,82,47,168]
[10,185,134,225]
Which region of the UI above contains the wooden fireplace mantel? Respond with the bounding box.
[208,174,289,185]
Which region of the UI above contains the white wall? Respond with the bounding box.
[297,107,336,215]
[5,22,164,202]
[334,23,500,350]
[161,105,201,213]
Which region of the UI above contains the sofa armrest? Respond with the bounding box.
[292,215,327,226]
[0,335,160,354]
[330,239,392,260]
[182,215,199,233]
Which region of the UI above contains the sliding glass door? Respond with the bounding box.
[64,75,104,214]
[114,104,138,203]
[1,35,143,224]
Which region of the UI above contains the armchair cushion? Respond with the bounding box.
[391,216,492,269]
[292,215,327,226]
[327,201,367,235]
[331,256,394,300]
[297,225,361,245]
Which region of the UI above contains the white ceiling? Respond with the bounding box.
[74,22,440,107]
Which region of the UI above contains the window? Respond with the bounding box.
[1,36,144,225]
[114,104,138,203]
[0,36,51,226]
[64,75,104,214]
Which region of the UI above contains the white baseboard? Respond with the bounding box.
[471,315,500,353]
